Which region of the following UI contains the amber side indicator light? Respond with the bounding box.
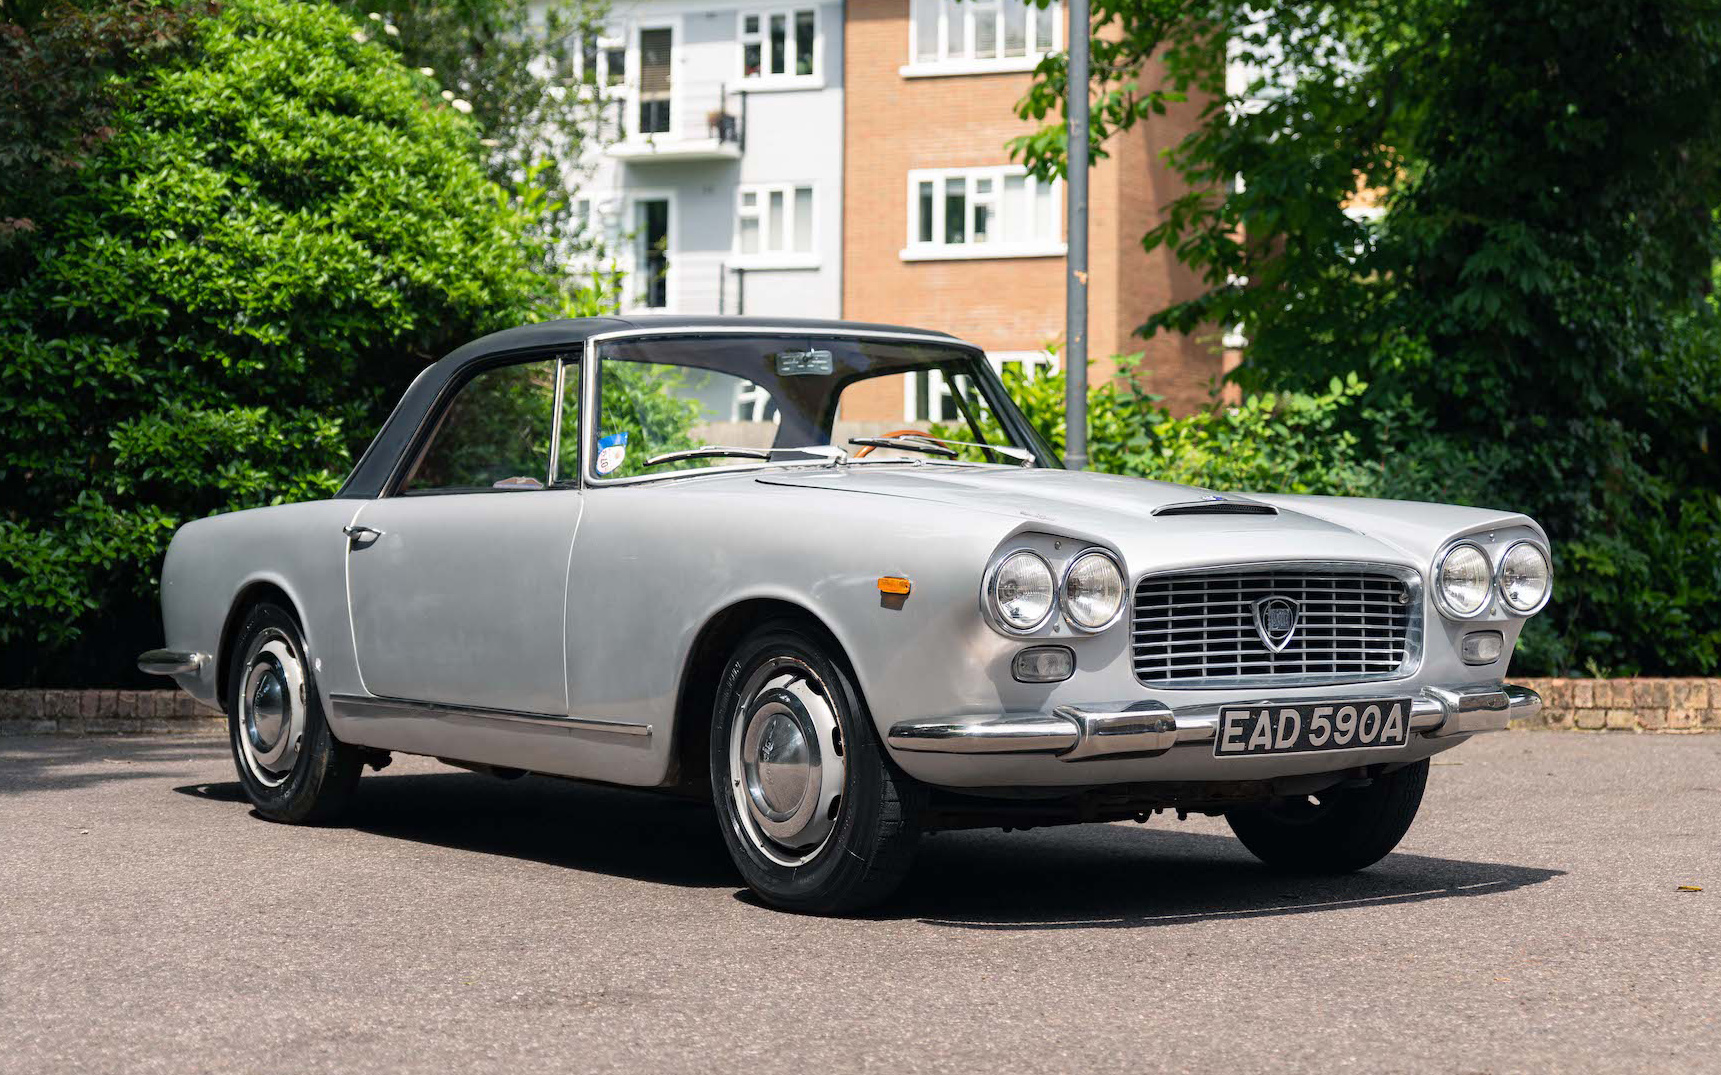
[877,576,912,596]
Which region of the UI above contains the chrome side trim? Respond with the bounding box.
[330,693,651,736]
[138,649,206,676]
[887,683,1537,761]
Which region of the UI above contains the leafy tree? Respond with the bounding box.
[1014,0,1721,674]
[341,0,614,280]
[0,0,558,682]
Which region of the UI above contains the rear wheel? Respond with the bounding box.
[710,621,923,914]
[1224,760,1429,873]
[226,602,362,824]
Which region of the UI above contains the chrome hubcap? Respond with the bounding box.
[729,657,846,866]
[237,630,306,788]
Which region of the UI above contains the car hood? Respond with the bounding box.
[753,465,1531,570]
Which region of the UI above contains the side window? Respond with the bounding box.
[401,359,566,494]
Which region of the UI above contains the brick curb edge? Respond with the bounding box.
[2,679,1718,736]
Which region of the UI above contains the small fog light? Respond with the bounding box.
[1461,630,1505,665]
[1012,646,1074,683]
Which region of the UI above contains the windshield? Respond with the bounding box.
[588,333,1056,480]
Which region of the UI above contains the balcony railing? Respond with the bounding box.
[607,81,744,163]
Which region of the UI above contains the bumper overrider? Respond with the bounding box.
[887,684,1540,761]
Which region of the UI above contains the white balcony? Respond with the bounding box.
[605,79,743,165]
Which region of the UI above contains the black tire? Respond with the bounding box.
[1224,759,1429,873]
[225,601,363,824]
[710,619,924,914]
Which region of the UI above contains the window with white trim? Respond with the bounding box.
[906,167,1062,257]
[909,0,1060,70]
[740,8,818,82]
[736,183,815,258]
[907,350,1057,421]
[575,36,627,141]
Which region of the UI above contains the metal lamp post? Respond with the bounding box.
[1063,0,1090,470]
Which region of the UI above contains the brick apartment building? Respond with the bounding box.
[839,0,1223,424]
[560,0,1224,431]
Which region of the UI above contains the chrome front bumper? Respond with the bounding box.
[887,684,1540,761]
[137,649,206,676]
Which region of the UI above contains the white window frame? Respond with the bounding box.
[902,166,1065,261]
[625,18,682,143]
[905,350,1058,421]
[737,6,824,90]
[904,0,1062,77]
[732,381,782,422]
[624,189,677,313]
[732,182,820,269]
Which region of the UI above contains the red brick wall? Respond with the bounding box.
[842,0,1224,417]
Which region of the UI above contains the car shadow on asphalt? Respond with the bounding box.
[889,825,1566,930]
[173,768,1565,927]
[177,768,739,890]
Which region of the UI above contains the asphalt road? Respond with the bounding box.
[2,732,1716,1075]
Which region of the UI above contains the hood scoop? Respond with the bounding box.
[1152,498,1278,517]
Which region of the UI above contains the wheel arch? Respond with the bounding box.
[665,596,860,793]
[215,577,309,710]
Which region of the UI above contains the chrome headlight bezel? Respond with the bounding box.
[1433,541,1493,620]
[1059,548,1127,633]
[1495,539,1552,615]
[982,549,1057,634]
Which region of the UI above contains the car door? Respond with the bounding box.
[345,354,580,716]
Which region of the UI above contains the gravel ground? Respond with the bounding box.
[1,732,1716,1074]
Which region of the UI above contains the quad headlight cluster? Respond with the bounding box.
[1434,539,1552,619]
[985,547,1126,633]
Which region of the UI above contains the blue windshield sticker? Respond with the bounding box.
[595,431,629,476]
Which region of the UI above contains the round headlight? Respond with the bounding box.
[1497,541,1551,614]
[1435,542,1492,618]
[989,550,1055,631]
[1062,550,1125,631]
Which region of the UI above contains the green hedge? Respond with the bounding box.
[0,0,554,683]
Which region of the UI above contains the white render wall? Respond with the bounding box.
[556,0,845,319]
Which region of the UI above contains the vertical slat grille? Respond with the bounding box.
[1132,566,1417,686]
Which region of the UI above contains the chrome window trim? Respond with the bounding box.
[546,357,568,487]
[1058,547,1127,634]
[1433,540,1493,620]
[1493,538,1553,616]
[1129,559,1425,690]
[980,548,1057,635]
[578,324,1031,488]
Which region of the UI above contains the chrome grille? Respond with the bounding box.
[1131,565,1419,687]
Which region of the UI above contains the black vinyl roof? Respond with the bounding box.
[336,315,965,499]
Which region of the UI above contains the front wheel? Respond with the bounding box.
[710,621,923,914]
[1224,759,1429,873]
[225,602,363,824]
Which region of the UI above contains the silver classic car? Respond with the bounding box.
[140,316,1550,913]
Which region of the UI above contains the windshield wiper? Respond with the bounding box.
[931,437,1036,467]
[848,432,1034,466]
[642,444,847,467]
[847,435,959,459]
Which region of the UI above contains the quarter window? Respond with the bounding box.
[906,167,1062,256]
[741,8,818,81]
[737,183,815,258]
[907,351,1056,421]
[909,0,1059,68]
[402,359,573,494]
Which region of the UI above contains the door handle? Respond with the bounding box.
[343,524,383,542]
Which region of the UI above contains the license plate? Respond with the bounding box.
[1213,698,1413,757]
